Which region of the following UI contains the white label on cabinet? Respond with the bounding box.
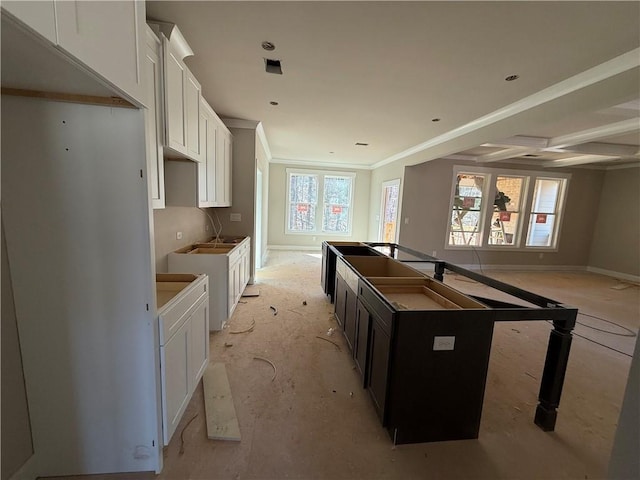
[433,336,455,351]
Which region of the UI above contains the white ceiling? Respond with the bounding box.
[146,1,640,170]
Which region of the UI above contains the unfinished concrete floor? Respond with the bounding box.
[57,250,639,480]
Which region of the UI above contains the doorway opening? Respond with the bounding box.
[379,179,400,243]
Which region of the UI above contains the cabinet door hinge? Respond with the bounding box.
[146,303,149,311]
[140,169,144,178]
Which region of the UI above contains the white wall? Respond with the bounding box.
[268,162,370,248]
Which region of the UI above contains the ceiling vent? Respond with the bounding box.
[523,154,541,158]
[355,142,369,146]
[265,58,282,75]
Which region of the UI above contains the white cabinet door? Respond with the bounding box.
[55,0,145,105]
[144,27,165,209]
[197,98,216,207]
[213,125,232,207]
[2,0,57,43]
[185,69,202,162]
[189,299,209,388]
[164,38,187,155]
[161,318,190,445]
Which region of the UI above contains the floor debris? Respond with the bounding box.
[253,356,277,381]
[302,300,307,305]
[224,342,233,348]
[270,305,278,315]
[316,335,341,351]
[525,372,537,380]
[229,319,256,334]
[179,413,198,455]
[203,363,241,441]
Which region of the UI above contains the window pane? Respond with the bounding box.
[324,176,351,205]
[531,179,560,214]
[450,174,486,246]
[288,204,316,231]
[491,176,524,246]
[526,213,556,246]
[289,174,318,203]
[450,210,482,246]
[489,212,520,245]
[323,205,350,233]
[526,178,564,247]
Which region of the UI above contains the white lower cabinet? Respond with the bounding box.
[157,273,209,445]
[168,236,251,331]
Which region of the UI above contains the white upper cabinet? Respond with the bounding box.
[2,0,57,44]
[185,69,202,161]
[144,26,165,209]
[55,0,146,106]
[2,0,145,105]
[213,121,232,207]
[153,22,203,163]
[198,98,215,207]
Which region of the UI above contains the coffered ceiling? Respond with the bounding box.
[146,1,640,170]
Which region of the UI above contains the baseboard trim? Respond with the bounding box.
[268,245,322,251]
[586,266,640,284]
[446,264,587,272]
[10,454,38,480]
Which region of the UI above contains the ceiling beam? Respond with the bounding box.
[475,147,538,163]
[545,141,639,157]
[543,154,618,168]
[482,135,549,149]
[547,118,640,149]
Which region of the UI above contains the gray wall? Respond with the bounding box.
[398,158,605,267]
[588,167,640,278]
[1,223,34,479]
[153,206,211,273]
[267,163,371,248]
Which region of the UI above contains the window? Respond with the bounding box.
[286,169,355,234]
[447,166,569,250]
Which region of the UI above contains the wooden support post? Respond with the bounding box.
[535,313,576,431]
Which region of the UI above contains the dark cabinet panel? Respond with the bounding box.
[334,275,346,328]
[354,300,371,384]
[343,286,357,351]
[367,317,391,424]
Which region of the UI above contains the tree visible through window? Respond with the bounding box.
[287,169,355,234]
[288,173,318,231]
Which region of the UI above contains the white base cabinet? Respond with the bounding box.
[168,237,250,331]
[157,273,209,445]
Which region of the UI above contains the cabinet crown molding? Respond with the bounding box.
[148,21,194,60]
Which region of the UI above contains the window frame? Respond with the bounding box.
[445,166,570,252]
[285,168,356,236]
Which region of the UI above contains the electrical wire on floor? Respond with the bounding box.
[470,246,485,275]
[576,312,637,337]
[545,319,635,358]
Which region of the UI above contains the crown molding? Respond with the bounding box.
[222,118,260,129]
[270,157,372,170]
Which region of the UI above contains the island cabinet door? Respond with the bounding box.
[343,286,358,351]
[334,275,347,328]
[367,316,391,425]
[354,299,371,384]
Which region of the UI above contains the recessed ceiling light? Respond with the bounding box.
[505,74,520,81]
[355,142,369,146]
[270,101,279,106]
[432,118,441,122]
[261,41,275,51]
